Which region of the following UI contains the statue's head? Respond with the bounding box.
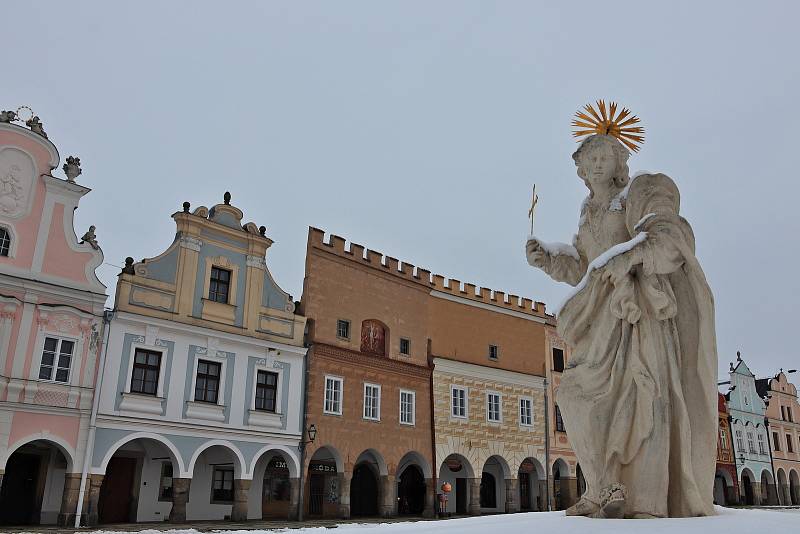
[572,134,630,195]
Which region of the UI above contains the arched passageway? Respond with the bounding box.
[350,464,379,516]
[0,439,74,526]
[740,469,756,505]
[789,469,800,505]
[398,465,425,515]
[760,470,779,505]
[97,436,182,524]
[250,450,299,520]
[480,455,510,513]
[305,446,341,518]
[438,454,476,515]
[518,458,544,511]
[552,459,571,511]
[714,469,736,505]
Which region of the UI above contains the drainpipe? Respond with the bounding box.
[297,342,311,522]
[428,344,437,517]
[543,377,551,511]
[74,309,114,527]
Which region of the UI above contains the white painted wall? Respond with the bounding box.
[186,447,236,520]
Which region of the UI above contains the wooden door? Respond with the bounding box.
[99,457,137,523]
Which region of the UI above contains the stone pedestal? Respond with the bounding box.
[85,474,105,526]
[169,478,191,523]
[468,478,481,515]
[423,478,435,518]
[338,473,351,519]
[231,479,251,521]
[379,475,396,517]
[288,477,300,520]
[505,478,519,513]
[58,473,82,526]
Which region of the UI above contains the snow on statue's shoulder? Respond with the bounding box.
[554,232,648,315]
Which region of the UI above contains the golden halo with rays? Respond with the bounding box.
[571,100,645,152]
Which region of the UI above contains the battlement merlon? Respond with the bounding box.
[306,226,550,318]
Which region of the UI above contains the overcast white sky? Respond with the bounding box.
[5,1,799,381]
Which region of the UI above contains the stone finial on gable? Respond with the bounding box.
[224,191,231,205]
[63,156,82,182]
[26,116,48,138]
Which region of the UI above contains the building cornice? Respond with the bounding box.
[312,342,431,379]
[432,356,546,388]
[113,310,307,356]
[95,415,302,442]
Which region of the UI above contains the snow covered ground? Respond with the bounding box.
[76,507,799,534]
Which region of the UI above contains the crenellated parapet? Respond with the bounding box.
[308,227,548,318]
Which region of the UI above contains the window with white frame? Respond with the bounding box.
[757,433,766,455]
[38,337,75,383]
[736,429,744,451]
[747,431,755,454]
[336,319,350,340]
[255,370,279,412]
[158,462,173,501]
[211,465,234,503]
[451,386,467,418]
[131,348,162,395]
[519,397,533,426]
[363,383,381,421]
[400,389,415,425]
[194,359,221,403]
[487,392,501,422]
[0,227,10,257]
[323,376,343,415]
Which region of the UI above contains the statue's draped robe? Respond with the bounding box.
[550,174,717,518]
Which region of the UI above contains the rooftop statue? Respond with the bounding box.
[526,101,718,518]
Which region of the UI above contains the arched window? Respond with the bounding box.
[0,227,10,257]
[360,319,387,356]
[554,404,565,432]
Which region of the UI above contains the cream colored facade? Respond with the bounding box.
[433,357,547,515]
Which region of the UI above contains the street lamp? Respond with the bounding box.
[300,423,317,450]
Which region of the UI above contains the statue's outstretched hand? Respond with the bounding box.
[526,238,549,269]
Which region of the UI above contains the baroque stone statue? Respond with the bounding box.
[63,156,82,182]
[526,102,718,518]
[81,225,99,250]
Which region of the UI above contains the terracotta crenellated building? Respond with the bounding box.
[299,228,549,519]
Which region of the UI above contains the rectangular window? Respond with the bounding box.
[363,383,381,421]
[324,376,343,415]
[158,462,173,501]
[131,348,161,395]
[487,392,501,422]
[788,434,795,454]
[520,397,533,426]
[211,465,234,503]
[736,430,744,451]
[747,431,755,454]
[488,344,499,361]
[399,338,410,356]
[719,429,728,450]
[255,370,279,412]
[758,433,766,455]
[552,347,565,373]
[194,359,221,403]
[555,404,565,432]
[400,389,415,425]
[773,431,781,452]
[38,337,75,383]
[336,319,350,340]
[208,266,231,303]
[451,386,467,418]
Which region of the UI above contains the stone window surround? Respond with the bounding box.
[323,374,344,416]
[249,359,285,412]
[519,395,534,427]
[120,340,169,415]
[0,222,18,258]
[124,341,168,397]
[363,382,381,422]
[399,388,415,426]
[30,331,82,387]
[185,349,229,422]
[202,256,240,306]
[450,384,468,420]
[486,390,502,424]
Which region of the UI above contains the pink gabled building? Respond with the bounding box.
[0,114,107,526]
